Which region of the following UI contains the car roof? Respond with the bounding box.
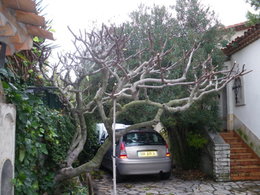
[126,129,158,134]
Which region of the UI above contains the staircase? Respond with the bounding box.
[220,131,260,181]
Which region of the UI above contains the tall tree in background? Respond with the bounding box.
[119,1,230,170]
[41,0,248,184]
[246,0,260,25]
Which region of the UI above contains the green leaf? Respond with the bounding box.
[2,81,9,89]
[39,128,45,134]
[0,68,9,77]
[49,28,56,33]
[33,36,40,43]
[41,144,48,155]
[32,181,39,190]
[15,53,28,62]
[19,148,26,162]
[22,93,29,101]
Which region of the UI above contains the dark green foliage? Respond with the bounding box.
[106,1,228,170]
[162,94,221,169]
[1,75,74,194]
[0,0,100,192]
[120,0,227,102]
[118,104,157,124]
[61,186,88,195]
[246,0,260,25]
[0,1,80,191]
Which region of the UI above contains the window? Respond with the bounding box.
[123,132,165,146]
[232,77,245,106]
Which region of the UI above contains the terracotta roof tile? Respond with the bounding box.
[225,22,249,31]
[0,0,54,55]
[222,23,260,56]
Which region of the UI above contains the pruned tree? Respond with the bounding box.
[41,0,249,184]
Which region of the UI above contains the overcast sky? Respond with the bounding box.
[42,0,254,53]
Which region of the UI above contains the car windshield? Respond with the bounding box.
[123,132,165,146]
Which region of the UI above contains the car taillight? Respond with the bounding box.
[166,144,171,157]
[119,142,128,159]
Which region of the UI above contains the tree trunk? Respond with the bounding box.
[168,126,189,169]
[66,112,88,167]
[55,138,112,183]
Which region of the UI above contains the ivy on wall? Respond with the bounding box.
[2,80,74,194]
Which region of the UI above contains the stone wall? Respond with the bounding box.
[201,131,230,182]
[0,103,16,195]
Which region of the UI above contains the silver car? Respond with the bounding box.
[102,129,172,181]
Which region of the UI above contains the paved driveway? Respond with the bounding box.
[94,173,260,195]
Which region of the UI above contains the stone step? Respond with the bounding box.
[231,171,260,176]
[220,130,260,181]
[224,139,242,143]
[231,175,260,181]
[220,132,236,138]
[231,147,250,153]
[232,158,260,162]
[221,135,238,139]
[221,135,239,139]
[231,153,255,159]
[227,139,245,144]
[231,165,260,173]
[229,143,246,147]
[220,133,238,139]
[232,164,260,169]
[231,159,260,166]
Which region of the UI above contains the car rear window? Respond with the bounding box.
[123,132,165,146]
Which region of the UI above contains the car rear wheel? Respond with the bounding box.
[116,169,124,183]
[160,171,171,180]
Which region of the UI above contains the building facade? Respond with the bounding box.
[222,23,260,156]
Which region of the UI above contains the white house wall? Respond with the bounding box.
[0,103,16,195]
[231,39,260,139]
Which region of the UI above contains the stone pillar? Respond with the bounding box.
[204,132,230,182]
[0,103,16,195]
[213,143,230,181]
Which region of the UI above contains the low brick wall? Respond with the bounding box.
[201,131,230,181]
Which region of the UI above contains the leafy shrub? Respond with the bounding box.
[187,132,208,149]
[162,94,221,169]
[3,81,74,194]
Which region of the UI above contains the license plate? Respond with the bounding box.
[138,151,158,157]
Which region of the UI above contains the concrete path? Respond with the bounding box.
[94,173,260,195]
